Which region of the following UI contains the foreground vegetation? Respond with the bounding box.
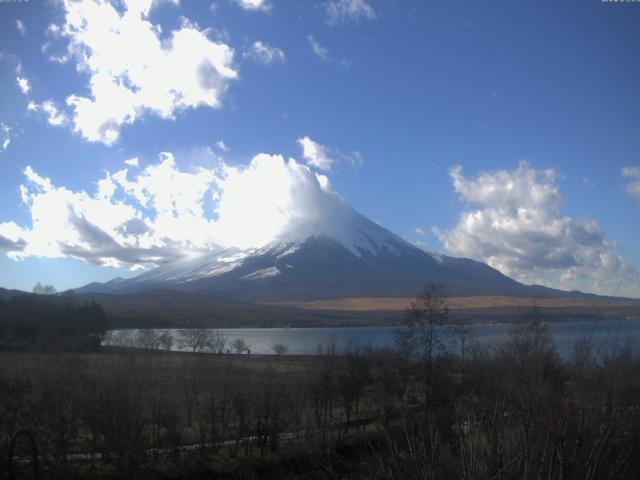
[1,285,639,479]
[2,320,640,478]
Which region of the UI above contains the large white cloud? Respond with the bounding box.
[0,151,350,268]
[436,161,639,297]
[49,0,237,145]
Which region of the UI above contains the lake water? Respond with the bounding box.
[105,318,640,359]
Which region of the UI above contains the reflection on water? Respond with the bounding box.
[105,318,640,359]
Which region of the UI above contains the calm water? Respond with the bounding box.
[106,318,640,359]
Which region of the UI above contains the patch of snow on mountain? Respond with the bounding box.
[429,252,444,264]
[276,245,300,258]
[217,252,251,263]
[411,243,445,265]
[241,267,280,281]
[202,262,242,278]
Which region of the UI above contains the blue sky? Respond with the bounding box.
[0,0,639,297]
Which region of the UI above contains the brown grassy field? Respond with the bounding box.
[0,348,326,457]
[0,347,314,387]
[275,295,640,313]
[0,347,365,478]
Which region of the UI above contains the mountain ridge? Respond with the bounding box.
[75,209,623,302]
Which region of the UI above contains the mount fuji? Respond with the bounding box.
[76,207,598,302]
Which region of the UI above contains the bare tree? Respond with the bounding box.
[231,338,250,354]
[178,326,213,353]
[338,340,371,433]
[395,283,450,407]
[500,306,558,378]
[208,331,226,355]
[158,331,174,351]
[135,329,161,350]
[271,343,288,357]
[179,358,206,427]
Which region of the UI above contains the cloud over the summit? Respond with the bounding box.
[0,151,349,269]
[298,136,333,171]
[298,136,363,171]
[436,161,639,297]
[49,0,238,145]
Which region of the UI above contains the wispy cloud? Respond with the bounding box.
[0,124,12,153]
[336,150,363,169]
[326,0,376,24]
[623,166,640,200]
[298,136,364,171]
[244,41,285,64]
[298,136,333,171]
[16,76,31,95]
[215,140,230,152]
[28,100,67,126]
[232,0,271,12]
[16,19,27,36]
[307,35,329,60]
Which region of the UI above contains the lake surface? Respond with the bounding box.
[105,318,640,359]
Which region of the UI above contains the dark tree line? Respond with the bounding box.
[0,293,107,350]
